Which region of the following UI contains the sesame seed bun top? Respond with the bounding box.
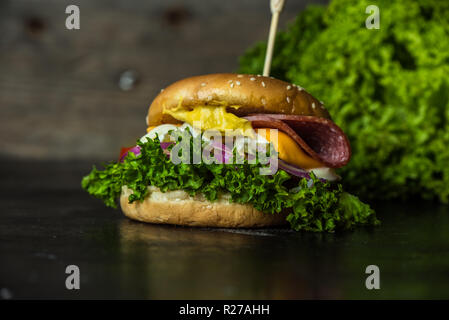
[146,73,331,126]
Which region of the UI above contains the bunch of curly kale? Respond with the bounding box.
[239,0,449,203]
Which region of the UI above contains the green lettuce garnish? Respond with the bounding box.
[81,134,379,233]
[239,0,449,203]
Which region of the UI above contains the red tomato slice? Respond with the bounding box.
[119,146,134,162]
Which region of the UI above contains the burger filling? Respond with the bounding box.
[160,102,336,179]
[82,101,379,232]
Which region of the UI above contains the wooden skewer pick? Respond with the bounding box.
[263,0,285,77]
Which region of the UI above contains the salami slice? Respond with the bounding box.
[244,114,351,168]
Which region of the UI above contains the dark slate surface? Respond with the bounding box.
[0,159,449,299]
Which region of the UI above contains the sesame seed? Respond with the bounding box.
[297,86,304,91]
[228,80,233,83]
[320,100,324,104]
[312,103,316,109]
[250,77,256,81]
[270,76,274,79]
[201,83,206,87]
[261,98,267,104]
[160,88,164,92]
[237,74,244,78]
[230,83,234,88]
[287,85,292,90]
[207,95,212,100]
[257,74,261,77]
[236,81,241,86]
[261,81,266,87]
[286,97,291,103]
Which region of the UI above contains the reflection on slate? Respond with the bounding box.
[0,160,449,299]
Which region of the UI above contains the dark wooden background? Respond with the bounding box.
[0,0,327,160]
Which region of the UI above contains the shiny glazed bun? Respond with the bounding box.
[146,73,331,127]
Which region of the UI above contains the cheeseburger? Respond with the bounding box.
[82,73,379,232]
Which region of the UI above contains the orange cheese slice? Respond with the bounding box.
[256,128,324,169]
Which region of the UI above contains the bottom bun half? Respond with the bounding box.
[120,186,287,228]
